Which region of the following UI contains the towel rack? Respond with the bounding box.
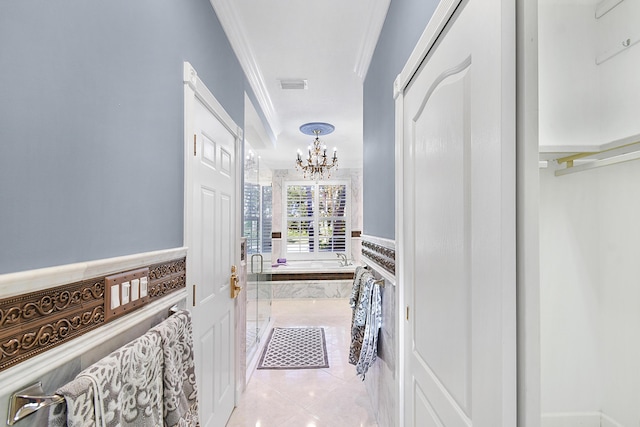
[364,265,386,287]
[8,305,184,425]
[7,382,64,426]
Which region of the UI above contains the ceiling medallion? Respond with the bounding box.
[295,122,338,180]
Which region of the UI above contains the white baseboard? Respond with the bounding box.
[541,412,624,427]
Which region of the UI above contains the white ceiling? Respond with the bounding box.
[210,0,390,172]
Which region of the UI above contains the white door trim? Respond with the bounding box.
[516,0,541,425]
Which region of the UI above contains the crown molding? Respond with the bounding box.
[209,0,281,137]
[354,0,391,81]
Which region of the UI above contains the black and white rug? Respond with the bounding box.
[257,327,329,370]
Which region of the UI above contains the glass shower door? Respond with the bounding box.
[246,254,272,363]
[243,142,273,368]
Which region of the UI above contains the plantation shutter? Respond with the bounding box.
[317,184,347,252]
[285,182,349,256]
[261,186,272,252]
[286,185,315,253]
[244,182,260,254]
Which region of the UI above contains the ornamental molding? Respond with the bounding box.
[361,239,396,276]
[0,257,186,372]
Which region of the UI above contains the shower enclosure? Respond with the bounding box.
[243,146,273,367]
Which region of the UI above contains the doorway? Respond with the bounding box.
[183,61,242,427]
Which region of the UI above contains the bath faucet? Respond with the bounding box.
[336,253,350,266]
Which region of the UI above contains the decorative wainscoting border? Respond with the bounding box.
[0,253,186,372]
[149,258,187,298]
[0,279,105,372]
[361,235,396,277]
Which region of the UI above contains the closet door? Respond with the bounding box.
[399,0,516,425]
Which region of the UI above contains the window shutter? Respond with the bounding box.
[318,184,347,252]
[286,185,315,253]
[261,186,273,252]
[285,182,349,256]
[244,183,260,254]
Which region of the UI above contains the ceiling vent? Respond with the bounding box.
[279,79,308,90]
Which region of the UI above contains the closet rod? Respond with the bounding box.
[556,149,640,176]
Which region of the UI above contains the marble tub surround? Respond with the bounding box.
[267,260,357,299]
[269,259,357,272]
[227,299,378,427]
[271,280,352,299]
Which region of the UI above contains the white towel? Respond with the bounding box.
[150,309,200,427]
[52,330,164,427]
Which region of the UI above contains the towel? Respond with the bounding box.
[355,277,382,379]
[49,377,96,427]
[348,267,372,365]
[150,309,200,427]
[348,266,367,309]
[51,330,164,427]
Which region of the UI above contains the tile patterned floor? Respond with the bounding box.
[226,299,379,427]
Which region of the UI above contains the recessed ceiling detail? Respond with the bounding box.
[279,79,308,90]
[212,0,388,170]
[299,122,335,135]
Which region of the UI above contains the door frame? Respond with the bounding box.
[393,0,538,425]
[183,61,245,405]
[515,0,541,425]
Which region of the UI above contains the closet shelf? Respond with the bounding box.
[540,135,640,176]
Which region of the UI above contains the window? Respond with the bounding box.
[261,186,272,253]
[244,183,272,255]
[285,181,349,257]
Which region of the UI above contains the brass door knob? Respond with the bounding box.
[230,265,242,298]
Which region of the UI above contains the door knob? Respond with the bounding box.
[230,265,242,298]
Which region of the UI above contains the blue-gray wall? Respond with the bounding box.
[0,0,245,274]
[363,1,439,239]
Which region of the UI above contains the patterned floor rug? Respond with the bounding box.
[257,327,329,370]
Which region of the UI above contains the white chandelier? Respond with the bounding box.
[295,122,338,180]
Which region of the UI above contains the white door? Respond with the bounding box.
[184,63,241,427]
[398,0,516,425]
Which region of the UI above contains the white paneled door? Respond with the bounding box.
[397,0,516,426]
[184,63,241,427]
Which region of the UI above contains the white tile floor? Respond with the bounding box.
[226,299,379,427]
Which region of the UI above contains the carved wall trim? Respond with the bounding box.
[149,257,187,298]
[0,257,186,372]
[362,239,396,276]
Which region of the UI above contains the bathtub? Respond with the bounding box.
[269,259,356,273]
[266,259,358,299]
